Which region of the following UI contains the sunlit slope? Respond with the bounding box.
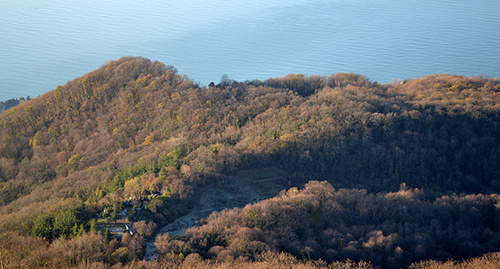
[0,57,498,222]
[0,57,498,268]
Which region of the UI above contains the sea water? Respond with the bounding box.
[1,0,499,100]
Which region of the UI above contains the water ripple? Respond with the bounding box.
[1,0,499,100]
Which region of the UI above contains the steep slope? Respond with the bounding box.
[178,181,500,268]
[0,57,499,267]
[0,57,199,233]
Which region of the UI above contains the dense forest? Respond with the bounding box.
[0,57,499,268]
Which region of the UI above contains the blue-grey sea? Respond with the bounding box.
[1,0,500,100]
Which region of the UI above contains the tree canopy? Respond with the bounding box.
[0,57,499,268]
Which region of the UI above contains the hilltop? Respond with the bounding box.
[0,57,499,268]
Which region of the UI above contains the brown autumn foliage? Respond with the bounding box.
[162,181,499,268]
[0,57,499,267]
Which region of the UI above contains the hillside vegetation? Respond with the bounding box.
[0,57,499,268]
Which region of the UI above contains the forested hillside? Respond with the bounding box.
[175,181,500,268]
[0,57,499,268]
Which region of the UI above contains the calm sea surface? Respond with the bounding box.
[1,0,500,100]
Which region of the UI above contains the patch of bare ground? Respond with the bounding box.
[145,168,289,260]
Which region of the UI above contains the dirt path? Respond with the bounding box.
[144,241,158,261]
[144,168,288,260]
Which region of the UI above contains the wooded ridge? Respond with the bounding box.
[0,57,499,268]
